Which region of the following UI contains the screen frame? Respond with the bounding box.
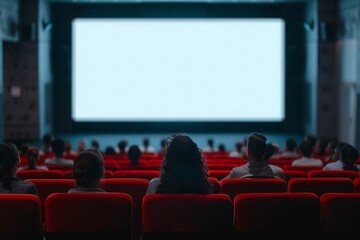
[51,2,305,134]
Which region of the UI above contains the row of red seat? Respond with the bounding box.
[1,192,359,240]
[16,169,360,182]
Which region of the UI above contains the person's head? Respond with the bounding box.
[333,142,348,161]
[105,146,116,155]
[314,139,327,156]
[52,138,65,157]
[0,143,20,178]
[78,140,86,152]
[325,140,337,155]
[299,141,313,157]
[118,140,128,155]
[235,141,243,152]
[304,134,317,148]
[91,140,100,151]
[340,144,359,171]
[247,133,267,161]
[207,138,214,148]
[143,138,150,148]
[127,145,142,165]
[218,144,226,152]
[19,143,30,156]
[26,146,40,169]
[285,138,297,152]
[43,134,53,146]
[73,149,104,188]
[264,143,275,161]
[64,141,72,154]
[157,134,211,194]
[160,139,167,149]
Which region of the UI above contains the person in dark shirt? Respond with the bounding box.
[0,143,37,195]
[68,149,105,193]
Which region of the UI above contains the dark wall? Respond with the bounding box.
[51,2,305,134]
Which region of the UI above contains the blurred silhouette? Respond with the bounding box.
[18,146,48,171]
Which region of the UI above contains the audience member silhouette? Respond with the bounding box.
[291,141,323,166]
[264,143,276,162]
[91,140,103,154]
[68,149,105,193]
[64,141,76,155]
[41,133,53,155]
[278,138,299,158]
[0,143,37,194]
[218,144,226,153]
[158,138,167,155]
[44,138,73,168]
[228,141,244,158]
[140,137,156,154]
[117,140,128,155]
[105,146,117,155]
[323,144,360,171]
[19,142,30,156]
[77,140,86,153]
[127,145,142,166]
[202,138,217,153]
[146,134,212,194]
[223,133,285,180]
[18,147,48,171]
[323,140,337,162]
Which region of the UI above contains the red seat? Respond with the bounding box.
[99,178,149,240]
[283,170,307,182]
[234,193,320,239]
[17,170,64,179]
[104,160,121,171]
[142,194,233,239]
[220,178,287,200]
[26,179,75,221]
[45,193,132,240]
[208,177,220,193]
[64,170,114,179]
[207,170,230,180]
[288,178,354,197]
[283,165,323,172]
[353,177,360,192]
[0,194,42,240]
[206,163,238,170]
[307,170,359,180]
[113,170,160,180]
[321,193,360,239]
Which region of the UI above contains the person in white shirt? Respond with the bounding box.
[277,138,300,158]
[140,138,156,154]
[291,141,323,167]
[228,141,244,158]
[202,138,217,153]
[45,138,73,168]
[323,144,360,171]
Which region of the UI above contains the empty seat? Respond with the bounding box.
[234,193,320,239]
[220,178,287,200]
[17,170,64,179]
[307,170,359,180]
[283,170,307,182]
[0,194,42,240]
[207,170,230,180]
[142,194,233,240]
[321,193,360,239]
[45,193,132,240]
[113,170,160,180]
[288,178,354,197]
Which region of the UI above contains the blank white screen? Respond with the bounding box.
[72,18,285,122]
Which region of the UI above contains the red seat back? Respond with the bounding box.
[307,170,359,180]
[142,194,233,236]
[283,165,323,172]
[321,193,360,238]
[208,177,220,193]
[113,170,160,180]
[220,178,287,200]
[64,170,114,179]
[288,178,354,197]
[0,194,42,240]
[234,193,320,238]
[283,170,307,182]
[17,170,64,179]
[45,193,132,240]
[353,177,360,192]
[207,170,230,180]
